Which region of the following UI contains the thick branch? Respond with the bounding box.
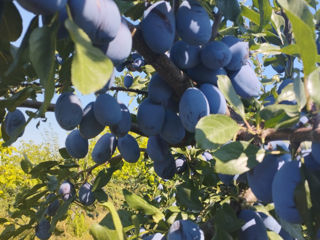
[20,100,55,112]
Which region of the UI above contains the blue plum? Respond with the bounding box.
[176,0,211,45]
[17,0,66,15]
[187,65,227,85]
[154,154,176,179]
[311,142,320,164]
[94,93,122,126]
[304,152,320,171]
[4,109,26,138]
[167,219,204,240]
[199,83,227,114]
[95,70,116,94]
[170,40,200,69]
[65,130,88,158]
[160,109,186,145]
[131,53,145,70]
[79,183,95,206]
[238,209,268,240]
[272,160,302,224]
[143,233,166,240]
[141,1,175,54]
[166,96,180,113]
[272,64,285,74]
[35,219,51,240]
[110,103,131,137]
[147,135,171,162]
[69,0,121,45]
[118,134,140,163]
[222,36,249,71]
[137,98,165,136]
[200,41,232,70]
[92,133,117,164]
[175,157,187,174]
[218,174,234,185]
[179,87,209,133]
[79,102,105,139]
[46,193,60,217]
[124,74,133,88]
[148,73,173,106]
[101,19,132,65]
[54,92,83,130]
[59,181,75,201]
[229,64,261,98]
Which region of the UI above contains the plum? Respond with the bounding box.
[229,64,261,98]
[175,156,187,174]
[4,109,26,138]
[272,64,285,74]
[179,87,209,132]
[176,0,211,45]
[147,135,171,163]
[17,0,66,15]
[110,103,131,137]
[54,92,83,130]
[35,219,51,240]
[154,154,176,179]
[118,134,140,163]
[202,151,213,161]
[141,1,175,54]
[304,152,320,171]
[59,181,75,201]
[218,174,234,185]
[94,93,122,126]
[170,40,200,69]
[131,53,145,70]
[46,193,60,217]
[65,130,88,158]
[101,19,132,65]
[272,160,302,224]
[311,142,320,164]
[160,109,186,145]
[79,182,95,206]
[187,65,227,85]
[92,133,117,164]
[167,219,204,240]
[143,233,166,240]
[238,209,268,240]
[69,0,121,45]
[222,36,249,71]
[199,83,227,114]
[79,102,105,139]
[200,41,232,70]
[148,73,173,106]
[166,96,180,113]
[123,74,133,88]
[137,98,165,136]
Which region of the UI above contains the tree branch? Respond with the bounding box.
[110,86,148,95]
[211,11,222,40]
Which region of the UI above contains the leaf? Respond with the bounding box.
[50,200,72,232]
[258,0,272,30]
[217,75,245,118]
[92,167,118,191]
[94,189,109,203]
[213,141,265,175]
[101,202,124,240]
[195,115,240,150]
[176,182,203,211]
[278,218,304,240]
[29,25,57,115]
[20,154,33,173]
[124,2,145,21]
[123,189,164,223]
[278,0,317,76]
[251,43,299,56]
[90,224,118,240]
[213,204,243,233]
[216,0,240,22]
[0,2,22,42]
[212,228,233,240]
[241,5,260,25]
[293,76,306,110]
[0,87,35,112]
[64,19,113,95]
[30,161,59,178]
[59,147,71,159]
[267,231,283,240]
[277,84,295,103]
[271,11,285,43]
[307,67,320,107]
[260,104,299,128]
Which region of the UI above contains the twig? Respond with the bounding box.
[110,87,148,95]
[211,11,222,40]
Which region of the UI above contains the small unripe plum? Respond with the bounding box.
[238,209,268,240]
[35,219,52,240]
[123,74,133,88]
[110,103,132,137]
[176,0,211,45]
[179,87,209,133]
[59,181,75,201]
[187,65,227,85]
[170,40,200,69]
[79,102,105,139]
[199,83,227,114]
[200,41,232,70]
[79,182,95,206]
[54,92,83,130]
[92,133,117,164]
[4,109,26,138]
[141,1,175,54]
[160,109,185,145]
[94,93,122,126]
[167,219,204,240]
[17,0,66,15]
[148,73,173,106]
[118,134,140,163]
[65,130,88,158]
[137,98,165,136]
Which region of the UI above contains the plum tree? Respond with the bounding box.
[167,219,204,240]
[59,181,75,201]
[238,209,268,240]
[141,1,175,54]
[35,219,51,240]
[16,0,66,15]
[199,83,227,114]
[176,0,211,45]
[170,40,200,69]
[65,130,89,158]
[187,64,227,85]
[110,103,132,137]
[54,92,83,130]
[117,134,140,163]
[79,183,96,206]
[123,74,134,88]
[200,41,232,70]
[148,73,173,106]
[4,109,26,138]
[160,109,186,145]
[92,133,117,164]
[94,93,122,126]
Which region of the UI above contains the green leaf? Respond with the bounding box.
[29,25,57,115]
[278,218,304,240]
[30,161,59,178]
[293,77,306,110]
[258,0,272,30]
[267,231,283,240]
[278,0,317,76]
[20,154,33,173]
[0,87,35,112]
[0,2,22,42]
[59,147,71,159]
[216,0,240,22]
[195,115,240,150]
[50,200,72,232]
[212,228,233,240]
[217,75,245,118]
[277,83,295,103]
[90,224,118,240]
[114,0,134,14]
[176,182,203,211]
[251,43,299,56]
[101,202,124,240]
[307,67,320,107]
[94,189,109,203]
[271,11,285,44]
[213,141,265,175]
[123,189,164,223]
[92,167,118,191]
[260,104,299,128]
[213,204,243,233]
[241,5,260,25]
[64,19,113,95]
[124,2,145,21]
